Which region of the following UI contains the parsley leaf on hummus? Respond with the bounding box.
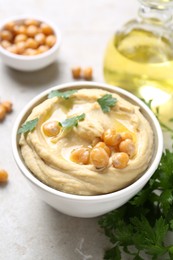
[59,113,85,129]
[48,89,78,99]
[18,118,39,134]
[97,94,117,113]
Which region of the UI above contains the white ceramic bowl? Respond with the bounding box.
[0,15,61,71]
[12,82,163,218]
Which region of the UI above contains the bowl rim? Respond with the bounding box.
[12,81,163,201]
[0,14,61,60]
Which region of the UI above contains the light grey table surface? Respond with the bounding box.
[0,1,157,260]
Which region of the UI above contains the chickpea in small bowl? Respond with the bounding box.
[0,16,61,71]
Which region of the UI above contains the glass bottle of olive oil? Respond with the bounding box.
[104,0,173,123]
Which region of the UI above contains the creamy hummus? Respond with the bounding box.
[19,88,154,195]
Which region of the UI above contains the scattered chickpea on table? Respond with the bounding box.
[0,169,8,183]
[83,67,93,80]
[71,66,93,80]
[0,100,13,121]
[0,19,57,56]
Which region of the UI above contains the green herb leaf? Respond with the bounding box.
[141,99,173,136]
[104,246,121,260]
[170,220,173,230]
[99,148,173,260]
[59,113,85,129]
[48,89,78,99]
[140,98,153,110]
[18,118,38,134]
[97,94,117,113]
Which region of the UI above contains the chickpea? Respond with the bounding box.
[25,19,40,27]
[2,101,13,113]
[14,34,27,43]
[90,147,109,168]
[16,41,26,54]
[40,23,53,35]
[94,142,111,156]
[24,48,38,56]
[0,30,13,41]
[112,152,129,169]
[70,147,90,165]
[102,129,122,147]
[46,35,56,48]
[14,25,27,35]
[6,44,18,54]
[4,21,15,32]
[35,33,46,45]
[37,45,49,54]
[0,104,6,121]
[71,67,81,79]
[83,67,93,80]
[120,132,133,141]
[1,40,11,49]
[119,139,136,158]
[25,38,38,49]
[26,25,38,37]
[0,169,8,183]
[43,121,60,137]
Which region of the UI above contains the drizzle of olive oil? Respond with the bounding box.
[104,28,173,123]
[113,119,136,143]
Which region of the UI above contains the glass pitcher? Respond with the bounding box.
[103,0,173,123]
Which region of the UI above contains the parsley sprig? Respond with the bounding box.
[97,94,117,113]
[99,150,173,260]
[18,118,38,134]
[99,100,173,260]
[48,89,77,99]
[141,99,173,136]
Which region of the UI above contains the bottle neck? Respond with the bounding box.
[138,1,173,25]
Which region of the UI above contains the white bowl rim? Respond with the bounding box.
[12,81,163,202]
[0,14,61,60]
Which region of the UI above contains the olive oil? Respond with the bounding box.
[104,28,173,122]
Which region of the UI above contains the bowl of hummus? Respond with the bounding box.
[12,81,163,217]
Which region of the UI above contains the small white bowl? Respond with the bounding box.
[12,82,163,218]
[0,15,61,71]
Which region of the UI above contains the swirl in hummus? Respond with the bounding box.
[19,88,154,195]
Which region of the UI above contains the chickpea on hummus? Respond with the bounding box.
[19,88,154,195]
